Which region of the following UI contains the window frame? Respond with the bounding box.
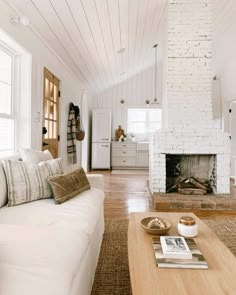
[0,41,19,155]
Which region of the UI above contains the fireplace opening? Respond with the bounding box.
[166,154,216,195]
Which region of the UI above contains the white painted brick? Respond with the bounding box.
[150,0,230,195]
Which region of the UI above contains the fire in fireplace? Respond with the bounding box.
[166,154,216,195]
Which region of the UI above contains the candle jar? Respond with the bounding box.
[177,216,198,238]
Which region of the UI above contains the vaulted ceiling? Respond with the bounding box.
[4,0,232,96]
[5,0,167,95]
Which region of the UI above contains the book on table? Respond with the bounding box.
[152,237,208,269]
[160,236,192,259]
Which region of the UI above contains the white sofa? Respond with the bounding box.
[0,161,105,295]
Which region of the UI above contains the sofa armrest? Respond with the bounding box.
[87,174,104,191]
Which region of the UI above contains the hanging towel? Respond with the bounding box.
[67,103,77,164]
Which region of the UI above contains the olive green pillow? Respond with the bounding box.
[48,168,90,204]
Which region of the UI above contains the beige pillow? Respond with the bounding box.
[19,148,53,163]
[2,158,63,206]
[0,162,7,207]
[0,154,21,208]
[48,168,90,204]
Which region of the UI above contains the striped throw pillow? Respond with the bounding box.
[2,158,63,207]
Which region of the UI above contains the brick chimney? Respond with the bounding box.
[167,0,213,129]
[149,0,230,195]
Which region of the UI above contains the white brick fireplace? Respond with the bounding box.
[149,0,230,195]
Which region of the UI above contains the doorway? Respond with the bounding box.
[230,101,236,176]
[42,68,60,158]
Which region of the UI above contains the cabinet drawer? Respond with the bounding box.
[137,152,149,168]
[112,149,136,157]
[112,142,136,151]
[112,157,136,167]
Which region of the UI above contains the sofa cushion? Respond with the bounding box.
[48,168,91,204]
[2,158,63,206]
[19,148,53,163]
[0,223,90,295]
[0,186,105,295]
[0,187,105,237]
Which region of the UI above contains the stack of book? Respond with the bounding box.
[152,236,208,269]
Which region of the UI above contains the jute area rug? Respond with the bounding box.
[91,217,236,295]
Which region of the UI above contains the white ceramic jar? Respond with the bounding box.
[177,216,198,238]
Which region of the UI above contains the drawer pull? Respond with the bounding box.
[123,151,126,154]
[102,145,109,147]
[122,160,126,163]
[123,145,126,147]
[101,138,109,141]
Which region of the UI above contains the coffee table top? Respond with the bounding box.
[128,212,236,295]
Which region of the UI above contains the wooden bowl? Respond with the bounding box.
[140,217,172,235]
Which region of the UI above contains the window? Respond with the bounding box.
[127,108,162,140]
[0,30,31,157]
[0,46,15,156]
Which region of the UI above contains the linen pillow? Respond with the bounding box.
[0,162,7,207]
[19,148,53,163]
[0,154,21,208]
[48,168,90,204]
[2,158,63,207]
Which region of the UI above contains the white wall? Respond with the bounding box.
[0,1,92,170]
[213,2,236,130]
[213,24,236,103]
[81,90,89,172]
[92,57,163,139]
[213,1,236,175]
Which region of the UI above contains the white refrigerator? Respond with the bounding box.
[92,109,111,169]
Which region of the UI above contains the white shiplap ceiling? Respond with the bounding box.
[5,0,167,95]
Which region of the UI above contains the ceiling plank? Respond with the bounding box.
[127,0,140,79]
[5,0,174,95]
[107,0,123,83]
[50,0,104,92]
[80,0,112,87]
[67,0,109,86]
[118,0,129,84]
[94,0,115,86]
[139,0,161,71]
[7,0,92,90]
[143,0,167,72]
[31,0,96,92]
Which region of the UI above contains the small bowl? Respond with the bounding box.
[140,217,172,235]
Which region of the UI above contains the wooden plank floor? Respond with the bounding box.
[89,171,236,218]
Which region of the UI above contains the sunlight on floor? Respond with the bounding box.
[126,199,150,213]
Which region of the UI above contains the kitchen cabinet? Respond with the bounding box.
[112,142,136,168]
[111,142,149,169]
[137,151,149,167]
[136,142,149,168]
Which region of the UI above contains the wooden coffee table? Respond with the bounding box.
[128,212,236,295]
